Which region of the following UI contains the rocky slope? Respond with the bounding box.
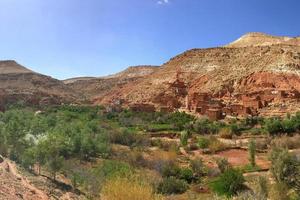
[227,32,300,48]
[64,65,159,100]
[93,32,300,117]
[0,60,84,108]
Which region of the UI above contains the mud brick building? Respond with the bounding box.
[206,108,223,120]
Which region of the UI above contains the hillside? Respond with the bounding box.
[227,32,300,47]
[94,33,300,118]
[0,60,84,108]
[64,65,159,99]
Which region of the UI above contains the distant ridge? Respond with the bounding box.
[227,32,300,47]
[0,60,34,74]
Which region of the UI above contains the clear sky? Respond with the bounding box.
[0,0,299,79]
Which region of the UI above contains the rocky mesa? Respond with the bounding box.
[92,32,300,119]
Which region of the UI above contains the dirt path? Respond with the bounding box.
[0,157,49,200]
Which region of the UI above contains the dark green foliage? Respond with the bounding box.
[178,168,194,183]
[264,118,283,135]
[197,137,210,149]
[110,110,194,131]
[210,168,245,197]
[161,163,196,183]
[157,177,189,194]
[193,118,221,134]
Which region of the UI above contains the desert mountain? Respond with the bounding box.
[0,60,84,108]
[227,32,300,47]
[93,32,300,117]
[64,65,159,99]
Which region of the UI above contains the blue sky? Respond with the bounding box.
[0,0,299,79]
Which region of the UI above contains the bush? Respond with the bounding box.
[178,168,194,183]
[210,168,245,197]
[219,128,233,139]
[161,162,181,178]
[216,158,230,173]
[197,137,210,149]
[193,118,221,134]
[190,158,206,178]
[264,118,283,135]
[157,177,189,194]
[229,123,241,136]
[269,147,300,193]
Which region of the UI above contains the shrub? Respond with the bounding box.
[269,147,300,193]
[161,162,180,178]
[197,137,210,149]
[110,129,149,147]
[190,158,206,179]
[157,177,189,194]
[210,168,245,197]
[216,158,230,173]
[264,118,283,135]
[229,123,241,136]
[281,118,297,134]
[193,118,221,134]
[219,128,233,139]
[178,168,194,183]
[101,177,161,200]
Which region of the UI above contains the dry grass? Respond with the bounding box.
[218,128,233,139]
[101,177,162,200]
[271,134,300,149]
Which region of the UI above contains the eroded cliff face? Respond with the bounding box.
[93,33,300,118]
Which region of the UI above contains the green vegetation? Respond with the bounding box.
[157,177,189,194]
[248,139,256,167]
[3,105,300,199]
[210,168,245,197]
[269,147,300,195]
